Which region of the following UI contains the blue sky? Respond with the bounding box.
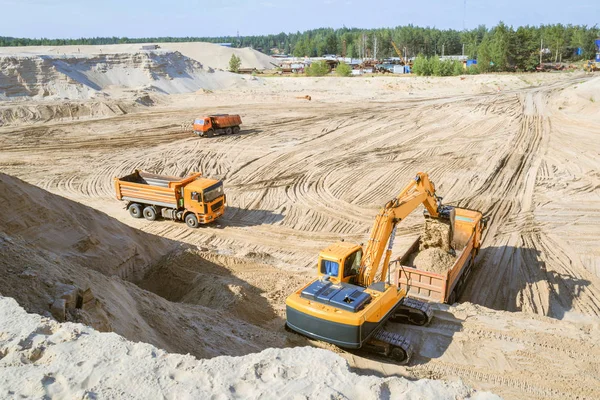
[1,0,598,38]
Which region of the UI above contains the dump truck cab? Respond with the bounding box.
[184,178,225,224]
[192,114,242,137]
[317,242,363,284]
[193,117,213,133]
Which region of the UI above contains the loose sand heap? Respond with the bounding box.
[0,296,498,400]
[420,217,453,252]
[412,248,456,274]
[409,218,456,274]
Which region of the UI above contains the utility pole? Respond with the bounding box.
[373,36,378,60]
[540,38,543,66]
[462,43,465,56]
[442,43,445,57]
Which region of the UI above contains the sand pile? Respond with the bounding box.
[412,248,456,274]
[0,42,278,71]
[0,173,172,278]
[0,296,498,400]
[0,51,253,101]
[408,217,456,274]
[420,217,453,252]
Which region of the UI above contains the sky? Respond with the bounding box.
[1,0,598,38]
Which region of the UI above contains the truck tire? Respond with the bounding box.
[232,126,240,134]
[206,129,214,137]
[143,206,157,221]
[185,213,199,228]
[225,127,233,135]
[129,203,142,219]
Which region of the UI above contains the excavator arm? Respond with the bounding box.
[357,172,445,287]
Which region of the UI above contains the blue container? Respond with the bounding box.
[466,59,477,67]
[596,54,600,62]
[595,39,600,48]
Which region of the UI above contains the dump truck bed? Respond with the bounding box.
[394,208,484,303]
[211,114,242,129]
[114,170,201,208]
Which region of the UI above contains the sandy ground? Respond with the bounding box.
[1,46,600,399]
[0,297,500,400]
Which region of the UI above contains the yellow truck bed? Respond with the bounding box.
[114,171,200,208]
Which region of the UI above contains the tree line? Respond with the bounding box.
[1,23,598,71]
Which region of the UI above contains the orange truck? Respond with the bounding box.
[193,114,242,137]
[393,208,487,304]
[114,170,226,228]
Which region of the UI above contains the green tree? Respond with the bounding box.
[336,62,352,77]
[429,56,442,75]
[452,60,464,76]
[228,54,241,73]
[412,54,431,76]
[306,60,330,76]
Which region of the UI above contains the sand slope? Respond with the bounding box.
[0,174,288,358]
[0,42,277,71]
[0,296,498,400]
[0,51,252,101]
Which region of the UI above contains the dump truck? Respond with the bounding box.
[114,170,225,228]
[393,208,486,304]
[285,173,486,363]
[193,114,242,137]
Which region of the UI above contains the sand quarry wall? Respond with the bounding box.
[0,42,278,71]
[0,50,253,101]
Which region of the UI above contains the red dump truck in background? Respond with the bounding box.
[193,114,242,137]
[393,208,487,304]
[114,170,226,228]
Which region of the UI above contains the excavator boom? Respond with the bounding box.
[357,172,442,286]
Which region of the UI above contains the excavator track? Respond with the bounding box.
[390,297,434,326]
[369,329,414,364]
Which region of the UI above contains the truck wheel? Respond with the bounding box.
[206,129,214,137]
[143,206,157,221]
[129,203,142,219]
[225,127,233,135]
[232,126,240,134]
[185,213,199,228]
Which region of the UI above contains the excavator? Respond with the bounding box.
[285,172,455,363]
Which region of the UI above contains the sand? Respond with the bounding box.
[0,51,257,104]
[1,44,600,398]
[412,248,456,274]
[420,217,453,252]
[0,296,501,400]
[0,42,278,71]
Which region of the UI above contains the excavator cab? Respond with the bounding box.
[317,242,363,284]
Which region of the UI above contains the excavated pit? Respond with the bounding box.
[0,173,303,359]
